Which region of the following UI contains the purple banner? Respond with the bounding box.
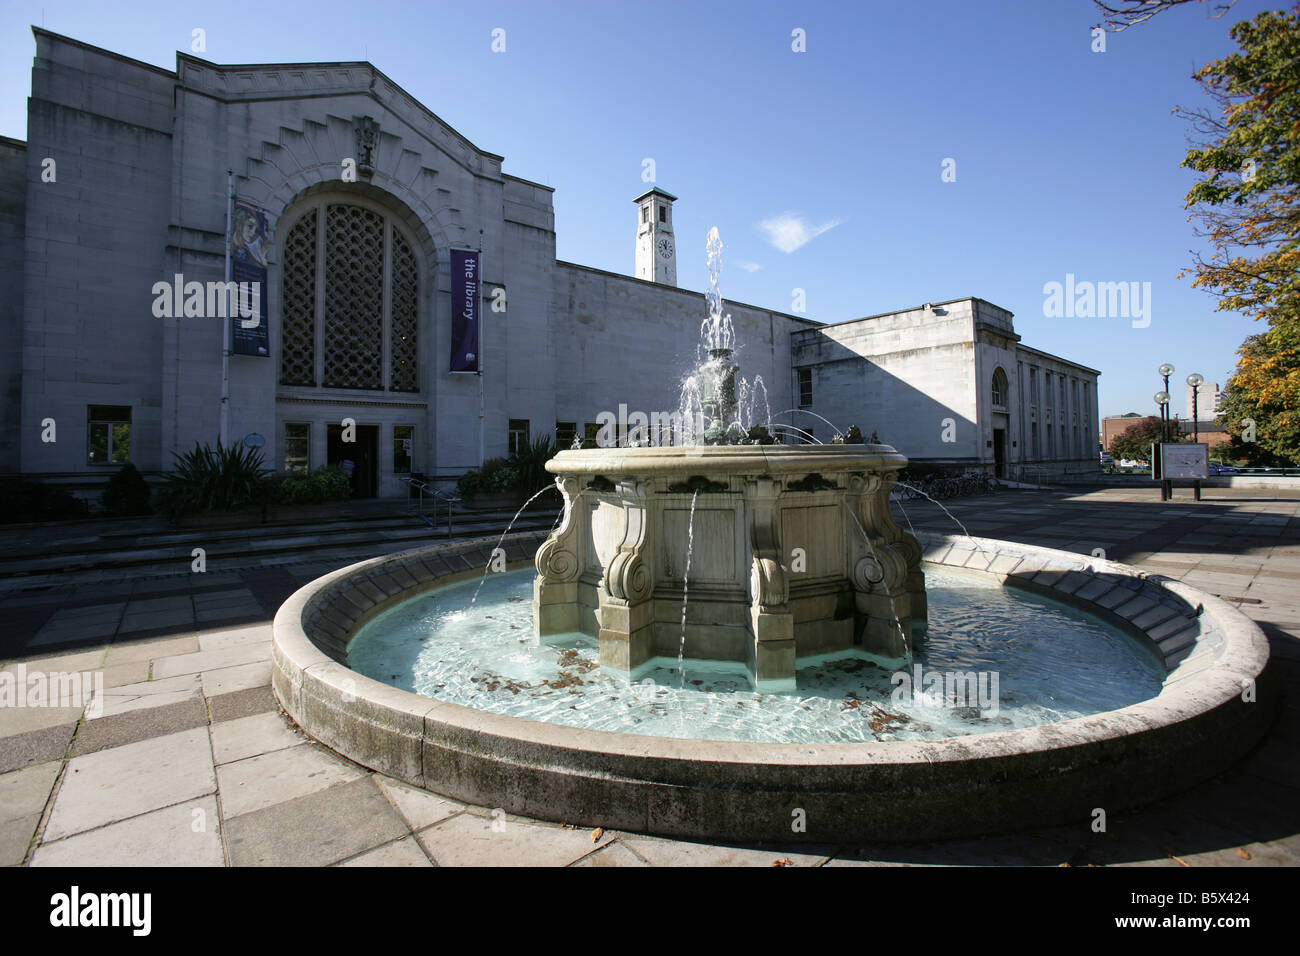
[230,199,269,357]
[449,249,480,373]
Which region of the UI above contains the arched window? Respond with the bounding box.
[991,367,1008,408]
[279,199,420,392]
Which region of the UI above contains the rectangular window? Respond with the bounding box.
[87,406,131,465]
[584,422,602,448]
[658,205,666,223]
[393,425,413,474]
[508,419,530,455]
[641,206,648,223]
[798,368,813,408]
[1031,422,1038,459]
[801,426,816,445]
[284,422,310,475]
[555,421,577,449]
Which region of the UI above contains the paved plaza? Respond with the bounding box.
[1,487,1297,867]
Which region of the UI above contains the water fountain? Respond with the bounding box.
[533,229,926,691]
[271,228,1275,844]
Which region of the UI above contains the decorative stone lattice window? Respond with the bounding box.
[279,200,420,392]
[280,211,317,386]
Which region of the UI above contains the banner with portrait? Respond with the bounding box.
[231,198,270,357]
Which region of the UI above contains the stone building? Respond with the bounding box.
[2,30,1099,498]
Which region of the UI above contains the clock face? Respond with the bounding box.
[657,236,673,259]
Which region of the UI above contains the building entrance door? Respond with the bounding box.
[327,423,378,498]
[993,428,1006,479]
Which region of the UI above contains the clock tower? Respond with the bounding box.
[634,186,677,287]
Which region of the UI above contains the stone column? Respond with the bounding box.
[746,476,794,691]
[847,472,925,657]
[596,478,656,676]
[533,476,584,636]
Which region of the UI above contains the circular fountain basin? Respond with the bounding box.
[272,531,1276,843]
[347,566,1166,743]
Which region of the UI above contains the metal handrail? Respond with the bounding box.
[402,477,460,534]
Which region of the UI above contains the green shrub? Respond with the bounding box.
[271,466,351,506]
[514,436,557,495]
[155,440,271,520]
[100,463,152,516]
[455,442,556,499]
[0,478,86,523]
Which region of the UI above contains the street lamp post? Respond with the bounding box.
[1187,372,1205,502]
[1157,363,1175,501]
[1187,372,1204,443]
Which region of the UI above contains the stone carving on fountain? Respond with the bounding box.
[532,228,926,690]
[533,447,927,690]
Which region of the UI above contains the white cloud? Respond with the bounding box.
[734,259,761,272]
[757,212,845,253]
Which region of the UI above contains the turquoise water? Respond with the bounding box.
[347,568,1165,744]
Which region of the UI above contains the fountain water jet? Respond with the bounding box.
[533,229,927,689]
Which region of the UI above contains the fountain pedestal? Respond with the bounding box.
[533,444,926,690]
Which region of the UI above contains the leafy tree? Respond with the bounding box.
[1216,326,1300,461]
[1094,3,1299,460]
[1172,6,1300,462]
[1110,416,1186,460]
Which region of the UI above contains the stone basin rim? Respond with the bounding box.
[271,535,1268,764]
[545,443,908,477]
[270,530,1276,841]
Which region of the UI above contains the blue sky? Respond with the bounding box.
[0,0,1282,420]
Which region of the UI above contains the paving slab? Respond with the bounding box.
[3,649,107,673]
[93,673,203,718]
[197,623,272,653]
[211,711,307,765]
[0,760,61,865]
[106,635,200,664]
[337,836,432,867]
[570,840,649,867]
[32,796,224,867]
[416,814,617,867]
[0,760,61,825]
[374,775,465,830]
[72,697,209,757]
[151,643,271,680]
[200,660,272,698]
[208,685,278,723]
[0,722,77,775]
[0,699,85,736]
[216,742,365,818]
[619,836,829,867]
[0,812,42,866]
[44,726,215,842]
[224,777,406,866]
[101,660,151,687]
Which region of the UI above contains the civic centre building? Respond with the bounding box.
[1,30,1100,498]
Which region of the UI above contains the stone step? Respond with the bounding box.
[0,512,560,578]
